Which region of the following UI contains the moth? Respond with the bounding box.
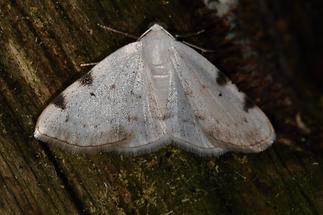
[34,24,275,155]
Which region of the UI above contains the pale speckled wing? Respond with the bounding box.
[168,41,275,153]
[165,69,228,155]
[34,42,166,153]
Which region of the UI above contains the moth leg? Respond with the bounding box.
[80,62,99,67]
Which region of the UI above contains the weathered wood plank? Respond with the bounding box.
[0,0,322,214]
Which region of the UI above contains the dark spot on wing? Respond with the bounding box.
[52,94,66,110]
[194,112,205,120]
[162,113,171,120]
[90,92,96,97]
[216,72,229,86]
[110,84,116,89]
[157,113,171,120]
[184,88,193,96]
[243,95,256,112]
[243,117,248,123]
[218,92,222,97]
[79,72,93,86]
[127,115,138,122]
[183,118,195,126]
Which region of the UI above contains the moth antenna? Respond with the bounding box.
[97,23,138,40]
[182,41,216,53]
[175,29,206,39]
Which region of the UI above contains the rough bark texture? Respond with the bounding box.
[0,0,322,214]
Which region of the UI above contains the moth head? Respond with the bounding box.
[147,21,168,30]
[138,22,173,40]
[148,23,166,31]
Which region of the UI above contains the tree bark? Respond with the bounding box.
[0,0,322,214]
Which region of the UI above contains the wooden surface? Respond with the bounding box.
[0,0,322,214]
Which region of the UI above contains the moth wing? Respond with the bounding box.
[166,70,228,155]
[169,41,275,153]
[34,42,167,154]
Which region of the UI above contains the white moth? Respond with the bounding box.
[34,24,275,155]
